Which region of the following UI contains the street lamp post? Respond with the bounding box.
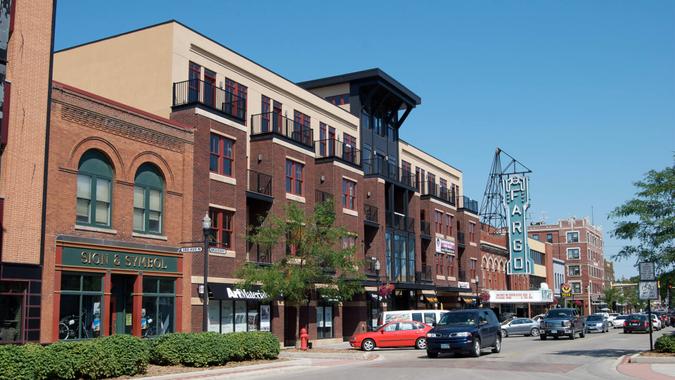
[475,277,480,307]
[202,213,211,332]
[374,258,381,328]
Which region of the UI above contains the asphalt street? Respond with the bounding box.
[251,327,674,380]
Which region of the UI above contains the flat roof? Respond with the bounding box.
[297,68,422,106]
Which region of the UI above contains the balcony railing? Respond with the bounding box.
[421,181,456,206]
[458,231,465,245]
[461,196,479,214]
[247,170,272,197]
[363,157,414,188]
[315,139,361,166]
[415,265,433,283]
[172,79,246,121]
[364,204,378,224]
[458,269,468,282]
[250,112,314,149]
[386,212,415,232]
[420,220,431,236]
[248,242,272,265]
[315,190,333,204]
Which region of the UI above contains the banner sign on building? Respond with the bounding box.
[502,174,534,275]
[435,237,455,254]
[488,289,553,304]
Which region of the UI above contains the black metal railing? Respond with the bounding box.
[247,170,272,197]
[364,204,378,224]
[461,196,479,214]
[248,242,272,265]
[420,220,431,236]
[421,181,456,206]
[315,190,333,204]
[386,212,415,232]
[363,157,414,188]
[458,231,465,245]
[315,139,361,166]
[415,265,433,283]
[458,270,468,282]
[250,112,314,149]
[172,79,246,121]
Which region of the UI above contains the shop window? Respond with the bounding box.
[0,282,24,342]
[342,179,356,210]
[317,305,334,339]
[76,150,113,227]
[142,278,175,337]
[209,208,233,249]
[208,300,269,333]
[59,273,104,340]
[210,134,234,177]
[133,164,164,234]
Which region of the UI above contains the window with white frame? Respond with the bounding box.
[567,248,580,260]
[566,231,579,243]
[570,282,582,294]
[568,265,581,277]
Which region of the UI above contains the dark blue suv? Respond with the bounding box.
[425,308,502,358]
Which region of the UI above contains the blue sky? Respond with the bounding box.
[54,1,675,279]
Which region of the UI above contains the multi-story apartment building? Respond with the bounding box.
[52,20,483,344]
[0,0,55,343]
[529,217,605,314]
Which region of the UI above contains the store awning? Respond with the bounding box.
[425,296,439,303]
[208,284,268,300]
[421,289,436,296]
[462,297,477,304]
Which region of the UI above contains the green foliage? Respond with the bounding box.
[603,286,625,311]
[238,199,365,306]
[655,334,675,353]
[609,161,675,271]
[149,332,279,367]
[0,335,149,380]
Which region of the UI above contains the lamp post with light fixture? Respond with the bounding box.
[202,213,211,332]
[374,258,381,326]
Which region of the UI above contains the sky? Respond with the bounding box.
[54,1,675,279]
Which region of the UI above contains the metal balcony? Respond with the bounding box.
[247,170,272,201]
[364,204,379,225]
[250,112,314,150]
[315,138,361,167]
[172,79,246,122]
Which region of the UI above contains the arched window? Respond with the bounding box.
[133,164,164,234]
[77,150,113,227]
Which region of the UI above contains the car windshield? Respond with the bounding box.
[629,315,645,320]
[617,315,628,319]
[545,310,572,318]
[438,312,478,326]
[587,316,602,321]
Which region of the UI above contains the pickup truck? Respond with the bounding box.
[540,308,586,340]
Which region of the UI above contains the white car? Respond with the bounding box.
[612,315,628,328]
[650,314,662,330]
[608,313,619,322]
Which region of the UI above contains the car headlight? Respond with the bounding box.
[454,332,472,337]
[426,333,438,338]
[563,321,571,327]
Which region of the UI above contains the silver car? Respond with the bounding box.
[501,318,540,337]
[585,315,610,333]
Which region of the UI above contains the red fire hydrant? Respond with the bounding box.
[300,328,309,351]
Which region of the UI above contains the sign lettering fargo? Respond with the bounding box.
[62,246,178,273]
[502,174,534,275]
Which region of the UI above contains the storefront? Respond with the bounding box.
[53,241,182,341]
[206,284,271,333]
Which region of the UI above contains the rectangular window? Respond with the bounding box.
[440,178,448,199]
[566,231,579,243]
[285,159,304,195]
[469,222,476,242]
[571,282,582,294]
[546,233,553,243]
[225,78,247,120]
[203,68,217,108]
[142,278,175,337]
[261,95,271,132]
[209,208,233,249]
[427,173,436,195]
[317,305,334,339]
[343,133,356,163]
[188,62,201,102]
[319,123,326,156]
[567,248,580,260]
[415,168,421,192]
[342,179,356,210]
[59,274,104,340]
[434,210,443,233]
[447,214,453,235]
[210,134,234,177]
[532,234,540,241]
[293,110,311,146]
[568,265,580,277]
[76,175,92,224]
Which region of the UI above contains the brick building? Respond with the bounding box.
[0,0,54,343]
[529,217,605,315]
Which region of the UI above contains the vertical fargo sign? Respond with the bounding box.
[503,174,534,275]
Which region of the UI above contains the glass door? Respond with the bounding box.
[110,275,134,335]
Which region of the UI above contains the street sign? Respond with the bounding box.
[178,246,202,253]
[639,262,656,281]
[208,247,228,255]
[561,284,572,298]
[639,281,658,300]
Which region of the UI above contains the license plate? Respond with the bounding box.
[631,323,638,326]
[441,343,450,349]
[551,330,557,334]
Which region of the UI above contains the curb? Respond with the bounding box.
[140,359,311,380]
[630,354,675,364]
[279,351,379,361]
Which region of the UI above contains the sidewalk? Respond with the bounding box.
[617,354,675,379]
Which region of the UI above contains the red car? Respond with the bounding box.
[350,320,432,351]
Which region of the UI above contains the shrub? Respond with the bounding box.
[655,334,675,353]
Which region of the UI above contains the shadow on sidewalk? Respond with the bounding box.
[552,348,641,358]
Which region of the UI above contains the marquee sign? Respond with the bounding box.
[488,289,553,304]
[435,237,455,254]
[503,174,534,275]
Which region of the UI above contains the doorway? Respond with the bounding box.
[110,275,134,335]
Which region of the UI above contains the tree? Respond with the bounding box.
[609,161,675,271]
[237,199,364,343]
[603,286,624,311]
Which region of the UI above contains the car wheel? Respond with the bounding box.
[427,350,438,358]
[580,329,585,338]
[471,338,481,357]
[361,338,375,352]
[624,330,629,334]
[415,337,427,350]
[530,328,540,337]
[569,331,576,340]
[540,334,547,340]
[553,335,559,340]
[502,330,509,338]
[492,336,502,353]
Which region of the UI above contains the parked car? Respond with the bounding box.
[612,315,629,328]
[426,309,502,358]
[501,318,540,337]
[608,313,619,322]
[649,314,662,330]
[594,312,610,320]
[350,320,433,351]
[532,314,545,323]
[585,315,610,333]
[655,311,670,327]
[624,314,650,333]
[381,310,448,326]
[540,308,585,340]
